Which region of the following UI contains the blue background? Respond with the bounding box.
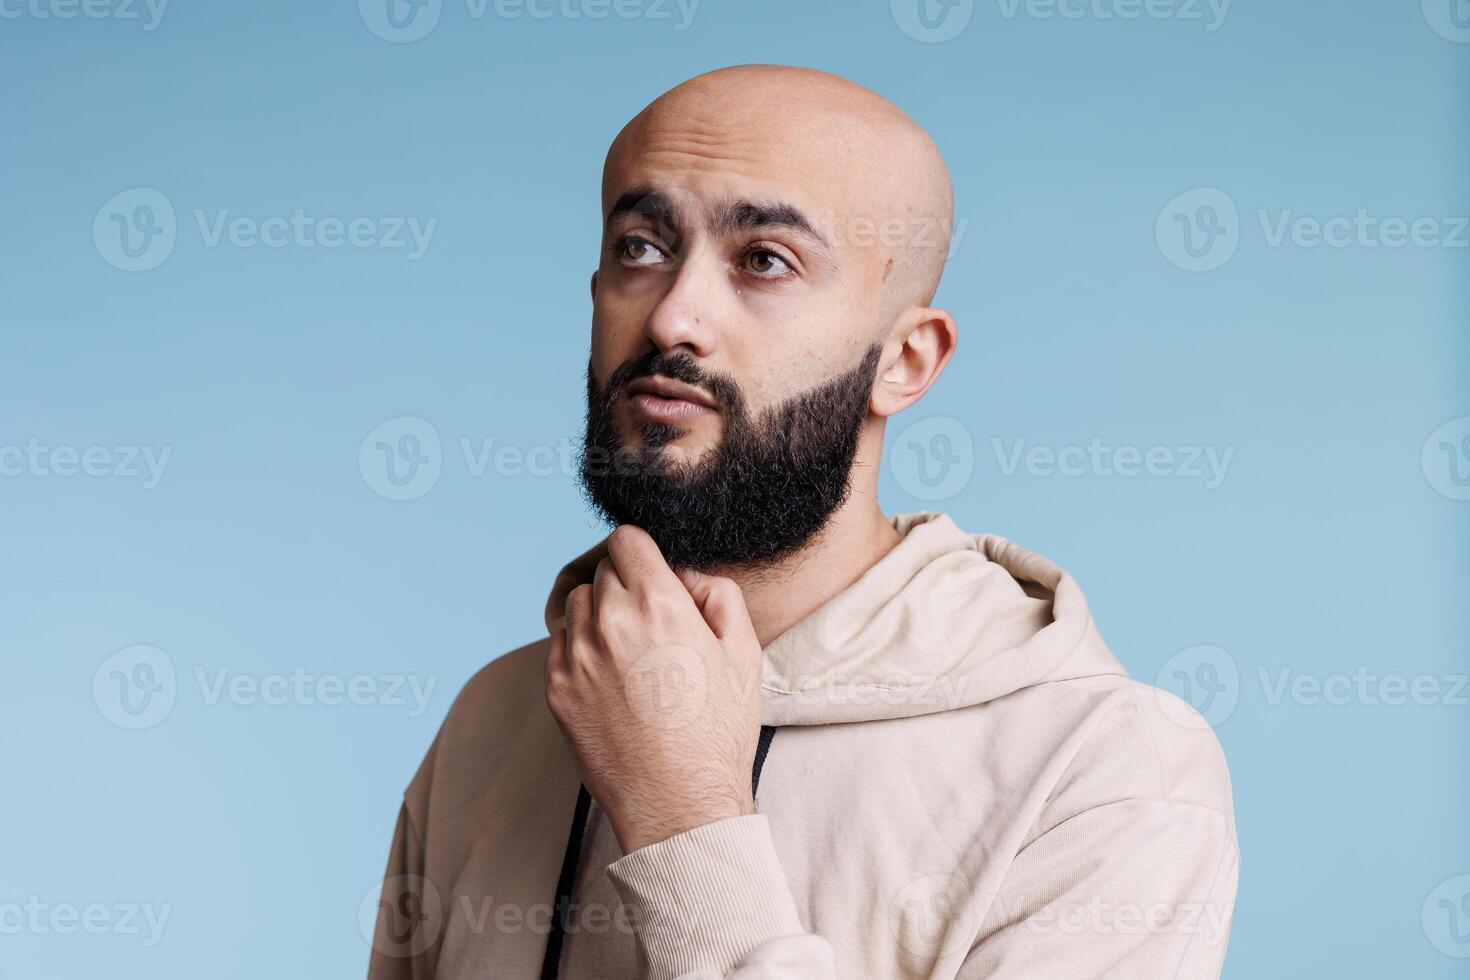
[2,0,1467,976]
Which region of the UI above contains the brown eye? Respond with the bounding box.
[745,249,791,277]
[620,237,665,266]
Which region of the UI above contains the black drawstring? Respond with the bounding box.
[539,725,780,979]
[539,783,593,980]
[751,723,778,795]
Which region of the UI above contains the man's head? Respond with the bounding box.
[579,65,957,571]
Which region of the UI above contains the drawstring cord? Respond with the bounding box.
[539,725,780,979]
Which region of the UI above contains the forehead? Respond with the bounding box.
[601,100,886,234]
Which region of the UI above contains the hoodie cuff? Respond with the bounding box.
[606,814,807,979]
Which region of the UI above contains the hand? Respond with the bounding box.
[545,525,765,854]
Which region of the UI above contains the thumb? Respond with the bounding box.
[675,568,758,646]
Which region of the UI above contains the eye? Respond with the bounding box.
[743,247,793,278]
[618,235,668,267]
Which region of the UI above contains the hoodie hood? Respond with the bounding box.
[544,511,1127,726]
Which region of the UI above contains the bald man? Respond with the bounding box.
[367,66,1239,980]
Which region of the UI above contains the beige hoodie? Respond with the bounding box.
[366,512,1239,979]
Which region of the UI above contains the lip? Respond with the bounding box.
[628,392,717,424]
[625,376,720,424]
[626,375,719,410]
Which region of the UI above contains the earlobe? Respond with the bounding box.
[870,307,958,419]
[589,271,598,302]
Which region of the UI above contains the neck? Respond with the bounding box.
[712,462,900,647]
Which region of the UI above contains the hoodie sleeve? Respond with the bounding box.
[605,814,837,980]
[365,802,439,980]
[959,798,1240,979]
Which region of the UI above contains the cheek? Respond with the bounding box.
[589,300,646,384]
[729,326,847,412]
[728,358,805,416]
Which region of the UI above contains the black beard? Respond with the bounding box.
[577,343,883,572]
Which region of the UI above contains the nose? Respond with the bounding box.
[642,248,720,359]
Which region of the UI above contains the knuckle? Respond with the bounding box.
[592,605,623,643]
[566,583,592,614]
[608,525,640,552]
[640,585,682,621]
[544,677,566,712]
[709,577,740,600]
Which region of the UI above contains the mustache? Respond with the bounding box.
[604,350,744,413]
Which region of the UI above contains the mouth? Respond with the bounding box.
[625,376,719,424]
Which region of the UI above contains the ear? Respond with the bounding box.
[871,306,957,418]
[589,271,599,302]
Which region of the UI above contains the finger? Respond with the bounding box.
[563,583,596,656]
[676,568,758,646]
[547,626,567,674]
[605,524,684,596]
[544,628,576,726]
[592,555,627,611]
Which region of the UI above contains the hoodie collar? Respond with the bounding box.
[544,512,1126,725]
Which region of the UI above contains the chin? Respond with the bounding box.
[653,439,716,468]
[620,413,720,456]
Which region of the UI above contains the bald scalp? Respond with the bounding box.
[602,64,954,319]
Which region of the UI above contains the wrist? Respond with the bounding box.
[613,794,755,854]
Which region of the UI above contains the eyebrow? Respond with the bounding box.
[713,198,832,251]
[605,186,680,232]
[604,185,836,260]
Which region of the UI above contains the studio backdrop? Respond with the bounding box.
[2,1,1467,977]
